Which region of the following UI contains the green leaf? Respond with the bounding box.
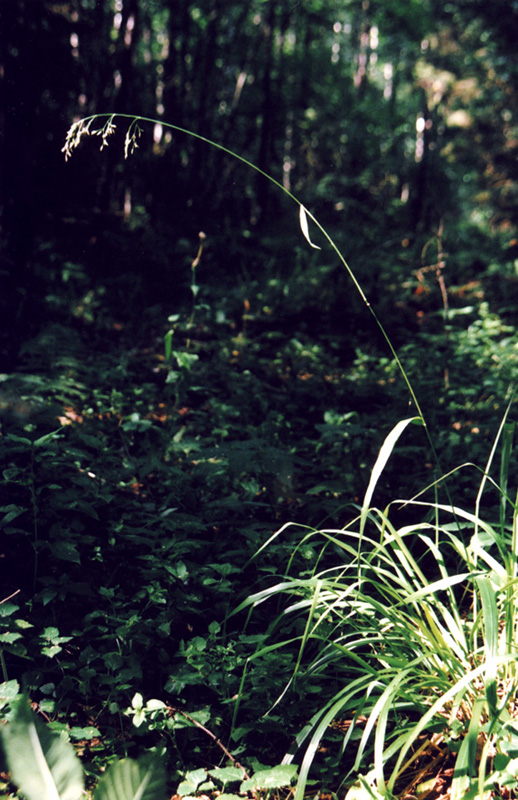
[451,696,485,800]
[0,505,27,525]
[0,680,20,710]
[0,602,19,617]
[93,755,166,800]
[208,766,246,786]
[48,541,81,564]
[240,764,298,791]
[0,632,23,643]
[42,627,60,640]
[0,695,84,800]
[68,726,101,741]
[476,575,499,712]
[33,429,64,448]
[177,768,208,796]
[174,351,199,370]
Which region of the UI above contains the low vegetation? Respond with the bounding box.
[2,111,518,800]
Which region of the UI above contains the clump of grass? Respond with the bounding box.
[233,410,518,799]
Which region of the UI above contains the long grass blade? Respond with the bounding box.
[499,420,515,536]
[476,575,499,714]
[450,695,485,800]
[292,579,322,683]
[292,676,378,800]
[360,417,422,538]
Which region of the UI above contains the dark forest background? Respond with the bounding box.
[2,1,518,797]
[2,0,517,356]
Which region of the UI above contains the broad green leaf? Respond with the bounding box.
[0,679,20,712]
[240,764,298,791]
[299,205,321,250]
[93,755,166,800]
[177,768,208,796]
[48,541,81,564]
[42,626,60,639]
[0,632,23,643]
[174,351,199,370]
[208,766,246,786]
[68,726,101,741]
[0,680,20,701]
[0,696,84,800]
[0,601,19,617]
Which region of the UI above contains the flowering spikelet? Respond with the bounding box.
[62,115,120,160]
[124,121,142,159]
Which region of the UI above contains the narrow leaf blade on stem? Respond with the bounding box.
[299,205,321,250]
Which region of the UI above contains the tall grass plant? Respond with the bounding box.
[62,113,518,798]
[234,410,518,798]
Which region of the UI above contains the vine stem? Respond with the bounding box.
[165,704,250,779]
[0,589,21,605]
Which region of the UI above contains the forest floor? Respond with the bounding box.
[2,234,518,799]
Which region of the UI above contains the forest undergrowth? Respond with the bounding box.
[3,117,518,800]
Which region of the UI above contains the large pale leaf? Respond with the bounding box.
[0,696,84,800]
[93,755,166,800]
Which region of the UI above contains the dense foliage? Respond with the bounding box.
[2,1,518,798]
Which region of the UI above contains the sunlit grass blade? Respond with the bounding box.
[386,654,518,793]
[476,575,499,714]
[360,417,422,538]
[356,664,423,794]
[499,420,515,535]
[291,675,381,800]
[292,579,321,684]
[450,695,485,800]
